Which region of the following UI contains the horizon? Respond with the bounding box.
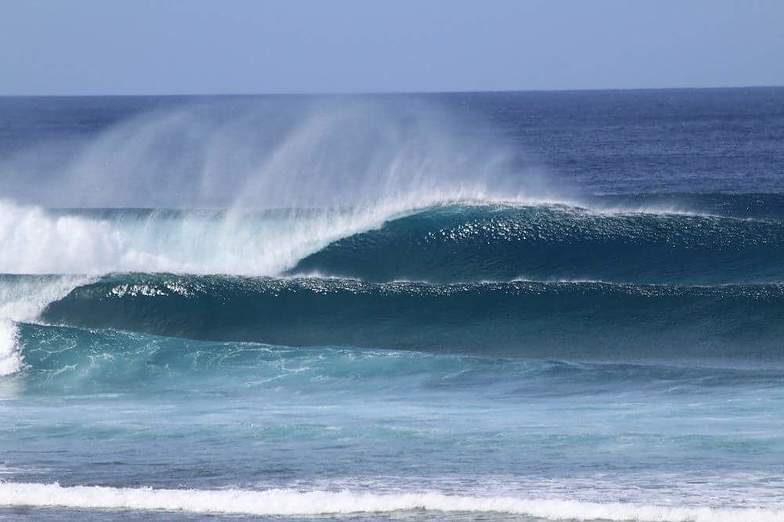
[3,84,783,98]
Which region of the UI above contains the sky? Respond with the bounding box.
[0,0,782,95]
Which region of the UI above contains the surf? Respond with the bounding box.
[291,200,784,284]
[34,274,784,361]
[1,482,781,521]
[3,197,783,281]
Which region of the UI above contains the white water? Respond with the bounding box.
[0,482,780,521]
[0,274,89,376]
[0,101,556,275]
[3,99,716,286]
[0,198,509,276]
[0,199,400,275]
[0,321,20,376]
[0,98,713,377]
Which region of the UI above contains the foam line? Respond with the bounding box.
[0,482,781,521]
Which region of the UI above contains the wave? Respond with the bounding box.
[0,200,413,276]
[291,202,784,284]
[38,274,784,361]
[587,192,784,221]
[3,195,783,283]
[0,320,19,376]
[16,321,781,393]
[0,482,780,521]
[3,194,784,374]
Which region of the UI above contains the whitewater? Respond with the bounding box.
[1,90,784,521]
[3,482,784,521]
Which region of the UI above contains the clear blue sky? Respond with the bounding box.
[1,0,782,95]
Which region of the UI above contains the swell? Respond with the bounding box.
[3,194,784,284]
[291,201,784,284]
[16,321,783,393]
[40,274,784,360]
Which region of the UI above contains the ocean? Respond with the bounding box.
[1,88,783,521]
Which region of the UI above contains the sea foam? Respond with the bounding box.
[0,482,780,521]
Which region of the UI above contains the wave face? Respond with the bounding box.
[38,274,784,360]
[19,321,784,394]
[292,201,784,284]
[3,197,784,283]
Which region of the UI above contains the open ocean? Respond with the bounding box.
[1,88,784,521]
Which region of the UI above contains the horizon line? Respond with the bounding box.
[1,84,782,98]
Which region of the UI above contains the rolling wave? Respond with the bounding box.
[3,194,784,375]
[39,274,784,360]
[17,321,782,393]
[0,199,408,276]
[3,194,783,283]
[1,482,781,521]
[292,203,784,284]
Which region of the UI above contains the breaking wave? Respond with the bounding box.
[0,482,781,521]
[35,274,784,360]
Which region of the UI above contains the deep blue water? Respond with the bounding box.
[1,89,784,521]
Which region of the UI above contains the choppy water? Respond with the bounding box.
[1,89,784,521]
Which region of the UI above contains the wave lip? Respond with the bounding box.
[5,195,784,284]
[1,482,781,521]
[20,322,784,393]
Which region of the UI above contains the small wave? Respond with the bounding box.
[0,482,780,521]
[16,321,783,395]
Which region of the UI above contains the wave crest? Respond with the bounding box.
[39,275,784,360]
[292,203,784,284]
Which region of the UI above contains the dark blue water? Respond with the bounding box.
[1,89,784,521]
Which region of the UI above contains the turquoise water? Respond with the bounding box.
[1,90,784,520]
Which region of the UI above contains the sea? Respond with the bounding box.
[0,88,783,521]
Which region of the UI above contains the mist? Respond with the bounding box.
[0,97,556,210]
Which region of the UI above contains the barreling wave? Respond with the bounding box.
[38,274,784,360]
[292,201,784,284]
[1,482,781,521]
[0,199,414,276]
[3,195,783,283]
